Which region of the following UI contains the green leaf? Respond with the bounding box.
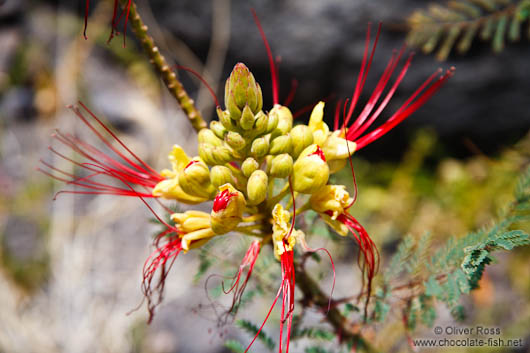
[237,319,275,350]
[224,339,246,353]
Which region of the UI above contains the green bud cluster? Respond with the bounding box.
[193,63,337,228]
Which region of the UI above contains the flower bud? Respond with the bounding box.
[269,105,293,136]
[270,153,293,178]
[224,63,263,119]
[251,136,269,158]
[211,183,246,234]
[292,144,329,194]
[171,210,211,233]
[247,170,268,205]
[240,105,255,130]
[198,128,223,147]
[171,211,216,251]
[290,124,314,158]
[225,131,246,151]
[178,159,215,198]
[217,107,237,131]
[152,178,207,204]
[308,101,329,146]
[242,157,259,177]
[269,134,292,155]
[322,130,357,161]
[309,185,352,220]
[266,109,279,133]
[210,165,234,189]
[210,120,227,139]
[254,111,268,135]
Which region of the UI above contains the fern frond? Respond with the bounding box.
[407,0,530,60]
[236,319,276,350]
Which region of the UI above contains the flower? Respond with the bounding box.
[43,10,452,350]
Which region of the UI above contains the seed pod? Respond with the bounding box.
[269,134,292,155]
[210,165,234,189]
[270,153,293,178]
[242,157,259,177]
[247,170,268,205]
[290,124,314,158]
[292,144,329,194]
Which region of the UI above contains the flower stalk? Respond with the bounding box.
[118,0,207,132]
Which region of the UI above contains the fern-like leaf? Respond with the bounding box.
[407,0,530,60]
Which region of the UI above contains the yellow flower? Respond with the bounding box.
[152,145,209,203]
[171,211,215,251]
[271,204,303,258]
[308,101,329,146]
[210,183,246,234]
[310,185,352,220]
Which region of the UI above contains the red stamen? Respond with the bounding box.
[176,65,220,107]
[83,0,90,39]
[251,9,279,105]
[141,230,183,323]
[40,103,164,201]
[283,79,298,107]
[308,146,326,162]
[223,240,261,314]
[185,160,200,169]
[343,23,382,127]
[122,0,132,47]
[333,212,379,320]
[107,0,120,43]
[354,67,454,150]
[213,188,237,212]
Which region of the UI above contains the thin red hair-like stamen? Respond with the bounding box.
[141,231,183,323]
[347,51,414,141]
[84,0,90,39]
[223,240,261,314]
[251,8,279,105]
[107,0,120,43]
[347,46,406,137]
[283,79,298,107]
[176,65,220,107]
[355,67,454,150]
[343,23,382,127]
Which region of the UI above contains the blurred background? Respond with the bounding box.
[0,0,529,352]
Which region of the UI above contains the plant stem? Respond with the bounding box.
[295,263,380,353]
[122,1,207,132]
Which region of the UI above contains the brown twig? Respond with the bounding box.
[295,262,380,353]
[120,0,207,132]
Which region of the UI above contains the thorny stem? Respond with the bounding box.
[295,262,380,353]
[120,0,207,132]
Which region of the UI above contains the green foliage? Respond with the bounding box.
[379,166,530,327]
[224,339,246,353]
[407,0,530,60]
[305,347,334,353]
[236,319,276,350]
[292,327,335,341]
